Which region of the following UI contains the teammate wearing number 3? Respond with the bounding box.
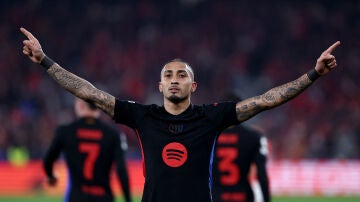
[21,27,340,202]
[43,98,132,202]
[213,93,270,202]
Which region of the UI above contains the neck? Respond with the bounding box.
[163,98,191,115]
[77,111,100,118]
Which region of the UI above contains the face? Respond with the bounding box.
[159,61,197,104]
[74,98,83,116]
[74,98,100,118]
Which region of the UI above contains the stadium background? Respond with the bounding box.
[0,0,359,201]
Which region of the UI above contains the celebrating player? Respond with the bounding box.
[21,27,339,202]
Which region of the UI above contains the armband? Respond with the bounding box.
[40,55,55,70]
[307,69,320,82]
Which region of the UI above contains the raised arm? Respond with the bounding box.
[236,41,340,122]
[20,27,115,117]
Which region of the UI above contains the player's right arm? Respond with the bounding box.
[43,127,64,187]
[20,27,115,117]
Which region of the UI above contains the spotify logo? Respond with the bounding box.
[162,142,188,167]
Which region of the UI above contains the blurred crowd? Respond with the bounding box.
[0,0,359,160]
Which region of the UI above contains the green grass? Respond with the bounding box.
[273,196,360,202]
[0,195,141,202]
[0,195,359,202]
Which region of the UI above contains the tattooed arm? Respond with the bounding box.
[236,74,311,122]
[20,27,115,117]
[236,41,341,122]
[47,65,115,116]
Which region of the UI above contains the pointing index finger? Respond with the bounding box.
[325,41,341,54]
[20,27,36,40]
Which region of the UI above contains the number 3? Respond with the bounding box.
[217,148,239,185]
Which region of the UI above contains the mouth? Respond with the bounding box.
[169,87,180,93]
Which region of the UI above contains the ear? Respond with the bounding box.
[158,82,163,92]
[191,82,197,93]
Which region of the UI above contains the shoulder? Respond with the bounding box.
[244,126,263,137]
[113,99,158,125]
[227,124,263,140]
[94,119,120,135]
[195,102,237,116]
[53,124,70,140]
[55,123,71,133]
[115,99,150,108]
[148,103,163,111]
[115,99,159,114]
[201,101,237,110]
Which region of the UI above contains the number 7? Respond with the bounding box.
[79,143,100,180]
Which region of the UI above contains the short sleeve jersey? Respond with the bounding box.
[113,99,239,202]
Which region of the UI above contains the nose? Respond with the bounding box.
[171,77,179,84]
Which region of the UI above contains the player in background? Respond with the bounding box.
[43,98,132,202]
[213,92,270,202]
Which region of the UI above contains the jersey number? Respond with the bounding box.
[79,143,100,180]
[217,147,240,185]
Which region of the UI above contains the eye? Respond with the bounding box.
[178,73,187,78]
[164,74,171,78]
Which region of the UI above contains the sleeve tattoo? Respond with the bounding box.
[236,74,313,122]
[47,64,115,117]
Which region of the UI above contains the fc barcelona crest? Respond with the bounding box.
[168,124,184,134]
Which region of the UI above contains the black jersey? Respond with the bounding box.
[212,125,269,202]
[43,117,131,202]
[113,99,239,202]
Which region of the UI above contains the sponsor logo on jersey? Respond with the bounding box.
[162,142,188,167]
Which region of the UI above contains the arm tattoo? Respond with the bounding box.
[47,64,115,117]
[236,74,312,122]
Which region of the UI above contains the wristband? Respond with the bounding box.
[40,55,55,70]
[307,69,320,82]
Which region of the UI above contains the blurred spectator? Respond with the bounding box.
[1,0,359,159]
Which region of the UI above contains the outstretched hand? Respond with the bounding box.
[315,41,341,75]
[20,27,45,64]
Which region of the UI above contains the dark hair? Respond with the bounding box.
[85,100,98,110]
[161,58,195,81]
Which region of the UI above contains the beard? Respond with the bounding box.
[167,94,188,104]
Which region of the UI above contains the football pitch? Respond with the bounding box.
[0,195,359,202]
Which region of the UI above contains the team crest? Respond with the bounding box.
[168,124,184,134]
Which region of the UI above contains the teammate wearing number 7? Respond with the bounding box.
[21,27,340,202]
[43,98,132,202]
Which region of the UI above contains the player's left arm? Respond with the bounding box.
[255,136,270,202]
[114,133,132,202]
[236,41,340,122]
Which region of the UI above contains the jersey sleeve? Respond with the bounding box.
[205,101,240,130]
[43,126,65,178]
[112,99,145,129]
